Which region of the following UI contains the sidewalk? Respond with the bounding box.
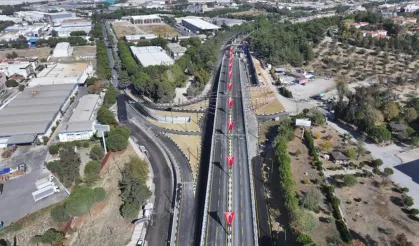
[126,138,155,246]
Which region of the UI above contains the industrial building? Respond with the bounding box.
[125,34,157,42]
[53,18,92,37]
[53,42,73,57]
[28,63,93,87]
[210,17,245,27]
[167,43,187,60]
[181,18,221,33]
[57,94,99,142]
[0,84,78,146]
[130,15,162,24]
[14,11,75,22]
[0,62,35,78]
[130,46,174,67]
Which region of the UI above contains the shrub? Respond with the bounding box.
[121,202,138,219]
[402,187,409,193]
[31,228,64,245]
[82,141,89,148]
[296,233,316,246]
[50,205,70,224]
[345,148,357,159]
[343,175,357,187]
[301,188,322,212]
[65,186,95,217]
[46,160,60,174]
[303,178,311,184]
[49,144,59,155]
[291,209,317,232]
[336,220,351,242]
[5,79,18,87]
[403,196,414,207]
[279,87,293,98]
[383,167,394,177]
[90,144,105,161]
[93,187,106,202]
[371,159,383,167]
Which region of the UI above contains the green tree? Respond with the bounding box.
[343,175,357,187]
[108,127,130,139]
[383,167,394,177]
[369,125,392,143]
[403,196,414,207]
[97,106,115,125]
[296,233,316,246]
[5,80,18,87]
[57,146,81,187]
[356,136,366,159]
[103,86,119,106]
[84,160,100,184]
[301,188,322,212]
[291,209,317,232]
[106,134,128,152]
[381,102,400,121]
[50,205,70,224]
[90,144,105,161]
[65,186,95,217]
[86,77,99,87]
[32,228,65,246]
[117,70,131,89]
[405,107,418,123]
[345,148,357,160]
[120,202,138,218]
[336,75,348,101]
[49,144,59,155]
[93,187,106,202]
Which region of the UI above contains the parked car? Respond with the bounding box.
[136,239,143,246]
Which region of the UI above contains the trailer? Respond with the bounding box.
[32,184,59,202]
[35,174,53,190]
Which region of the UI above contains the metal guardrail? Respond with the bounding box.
[199,56,224,246]
[239,60,259,246]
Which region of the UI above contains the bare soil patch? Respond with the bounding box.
[166,133,201,180]
[288,128,340,245]
[335,176,419,244]
[250,86,284,115]
[112,21,178,38]
[230,9,266,16]
[0,47,51,60]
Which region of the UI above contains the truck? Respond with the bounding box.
[32,183,59,202]
[35,174,54,190]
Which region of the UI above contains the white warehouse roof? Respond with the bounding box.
[182,18,221,30]
[130,15,161,21]
[53,42,73,57]
[130,46,174,67]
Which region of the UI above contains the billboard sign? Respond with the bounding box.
[295,119,311,127]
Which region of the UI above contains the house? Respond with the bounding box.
[349,22,369,29]
[388,122,407,135]
[360,30,388,38]
[274,67,287,74]
[391,16,417,26]
[331,151,350,164]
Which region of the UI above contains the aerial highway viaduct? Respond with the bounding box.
[200,47,258,246]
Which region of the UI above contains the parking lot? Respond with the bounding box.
[285,78,335,100]
[0,146,67,226]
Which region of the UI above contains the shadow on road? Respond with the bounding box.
[208,211,226,233]
[395,160,419,185]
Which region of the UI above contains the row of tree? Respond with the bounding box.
[119,156,151,218]
[96,41,112,80]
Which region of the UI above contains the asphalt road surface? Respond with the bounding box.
[205,52,256,245]
[231,55,254,245]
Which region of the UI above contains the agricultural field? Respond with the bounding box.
[0,47,51,60]
[312,40,419,83]
[112,21,179,39]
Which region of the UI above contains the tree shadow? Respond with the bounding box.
[213,161,227,176]
[390,196,404,207]
[216,129,224,135]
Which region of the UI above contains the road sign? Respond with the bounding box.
[227,121,235,132]
[228,83,233,91]
[226,156,235,168]
[224,212,235,227]
[94,124,110,132]
[228,98,234,109]
[295,119,311,127]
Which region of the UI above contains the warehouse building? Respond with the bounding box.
[53,42,73,57]
[130,46,174,67]
[0,62,35,78]
[130,15,162,24]
[57,94,99,142]
[28,63,93,87]
[167,43,187,60]
[181,18,221,33]
[0,84,78,146]
[54,18,92,37]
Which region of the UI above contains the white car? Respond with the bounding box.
[136,239,143,246]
